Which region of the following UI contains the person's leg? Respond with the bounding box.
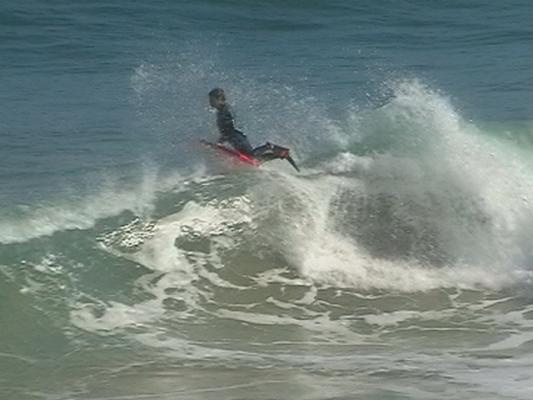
[252,142,300,171]
[252,142,273,158]
[253,143,289,161]
[229,131,254,156]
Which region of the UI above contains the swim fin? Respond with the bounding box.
[254,143,300,172]
[286,155,300,172]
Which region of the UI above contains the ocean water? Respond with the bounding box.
[1,1,532,399]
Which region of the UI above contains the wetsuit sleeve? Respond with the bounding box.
[217,106,236,138]
[221,108,235,130]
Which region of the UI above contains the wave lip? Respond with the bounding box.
[260,80,533,292]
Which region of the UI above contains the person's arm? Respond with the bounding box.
[217,106,236,141]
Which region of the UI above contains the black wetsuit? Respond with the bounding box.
[216,105,254,156]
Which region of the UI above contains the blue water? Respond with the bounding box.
[1,1,532,399]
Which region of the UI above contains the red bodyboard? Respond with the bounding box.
[199,140,261,167]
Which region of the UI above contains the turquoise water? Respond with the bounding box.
[1,1,533,399]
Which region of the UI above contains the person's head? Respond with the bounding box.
[208,88,226,109]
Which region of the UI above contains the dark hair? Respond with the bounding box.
[208,87,225,101]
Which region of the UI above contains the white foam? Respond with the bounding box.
[70,195,256,334]
[0,168,199,245]
[71,299,164,334]
[250,80,533,292]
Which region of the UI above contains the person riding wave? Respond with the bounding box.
[208,88,298,171]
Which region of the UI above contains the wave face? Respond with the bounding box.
[1,1,532,399]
